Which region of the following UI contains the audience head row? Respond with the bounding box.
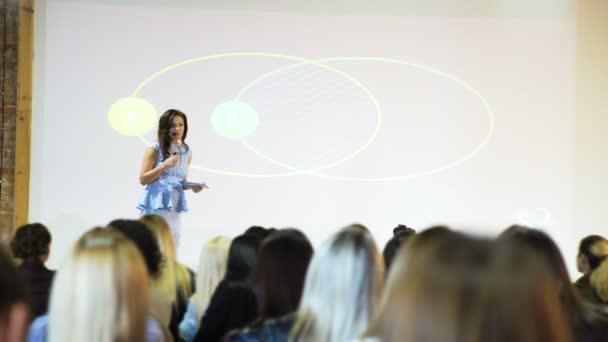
[3,218,608,342]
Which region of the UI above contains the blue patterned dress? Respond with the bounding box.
[138,141,192,247]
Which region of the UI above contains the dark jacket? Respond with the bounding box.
[18,258,54,317]
[193,279,257,342]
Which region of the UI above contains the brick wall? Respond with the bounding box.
[0,0,19,242]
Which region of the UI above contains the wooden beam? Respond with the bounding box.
[13,0,34,229]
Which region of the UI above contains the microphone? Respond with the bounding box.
[170,129,180,155]
[172,140,183,156]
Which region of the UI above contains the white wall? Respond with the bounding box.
[32,0,595,277]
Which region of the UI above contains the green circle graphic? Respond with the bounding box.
[211,100,259,140]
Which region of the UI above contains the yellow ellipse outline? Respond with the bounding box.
[133,52,383,178]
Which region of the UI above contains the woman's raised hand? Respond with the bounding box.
[162,155,180,169]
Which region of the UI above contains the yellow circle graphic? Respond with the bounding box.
[107,97,157,136]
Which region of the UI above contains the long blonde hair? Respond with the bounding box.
[192,236,231,323]
[289,224,384,342]
[140,214,192,302]
[48,228,149,342]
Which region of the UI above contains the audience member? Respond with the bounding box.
[288,224,384,342]
[140,214,195,341]
[179,236,231,342]
[229,229,313,342]
[500,226,608,342]
[193,234,261,342]
[0,245,29,342]
[108,219,170,341]
[575,235,608,303]
[364,228,572,342]
[10,223,54,317]
[28,228,158,342]
[383,225,416,271]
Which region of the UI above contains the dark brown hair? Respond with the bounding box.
[578,235,608,270]
[10,223,51,260]
[250,229,313,322]
[157,109,189,160]
[364,230,571,342]
[0,245,28,324]
[500,226,608,340]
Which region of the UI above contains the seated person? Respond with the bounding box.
[10,223,54,317]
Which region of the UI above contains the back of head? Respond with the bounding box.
[392,224,416,237]
[579,235,608,271]
[500,228,608,342]
[251,229,313,320]
[10,223,51,260]
[139,214,176,259]
[290,224,383,342]
[383,227,416,271]
[500,226,570,283]
[108,219,163,278]
[139,214,192,301]
[193,236,232,323]
[367,230,491,342]
[480,237,572,342]
[48,228,149,342]
[365,230,571,342]
[226,234,261,282]
[244,225,273,241]
[0,245,29,342]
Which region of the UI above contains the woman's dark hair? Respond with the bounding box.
[579,235,608,270]
[383,230,415,271]
[10,223,51,260]
[225,234,261,283]
[365,230,572,342]
[243,226,277,242]
[392,224,416,236]
[157,109,189,160]
[250,229,313,321]
[499,225,608,339]
[108,219,163,278]
[0,245,28,319]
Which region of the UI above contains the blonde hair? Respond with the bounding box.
[588,240,608,267]
[140,214,192,302]
[289,225,384,342]
[48,228,149,342]
[192,236,231,323]
[591,258,608,302]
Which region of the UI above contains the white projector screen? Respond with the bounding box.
[33,0,592,274]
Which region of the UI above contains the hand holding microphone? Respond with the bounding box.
[163,128,183,169]
[162,154,180,169]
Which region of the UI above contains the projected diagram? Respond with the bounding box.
[108,52,495,182]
